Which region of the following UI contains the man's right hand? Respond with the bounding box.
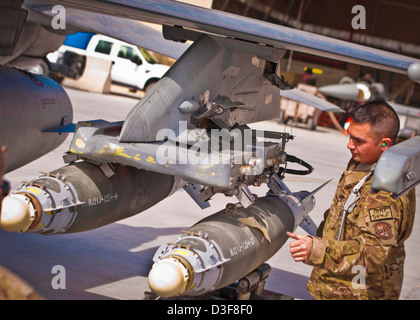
[287,231,313,262]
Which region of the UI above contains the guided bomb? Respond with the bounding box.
[147,184,319,298]
[0,162,181,234]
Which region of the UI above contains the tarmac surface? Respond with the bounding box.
[1,86,419,300]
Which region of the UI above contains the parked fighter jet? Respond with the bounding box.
[1,0,420,299]
[318,75,387,102]
[318,75,420,138]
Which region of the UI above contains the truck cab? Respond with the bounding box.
[47,33,170,92]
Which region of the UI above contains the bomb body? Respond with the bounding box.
[1,162,180,234]
[148,190,315,297]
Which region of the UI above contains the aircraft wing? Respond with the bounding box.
[24,2,190,60]
[388,102,420,119]
[280,88,341,112]
[25,0,420,80]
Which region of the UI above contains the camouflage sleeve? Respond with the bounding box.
[0,265,43,300]
[306,233,397,275]
[305,236,365,274]
[314,209,329,237]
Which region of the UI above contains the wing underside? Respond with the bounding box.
[25,0,420,76]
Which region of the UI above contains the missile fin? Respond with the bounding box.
[43,123,76,133]
[295,179,333,235]
[302,178,334,202]
[299,216,318,236]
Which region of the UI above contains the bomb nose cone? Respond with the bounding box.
[0,195,35,232]
[318,83,373,101]
[148,258,189,298]
[318,83,360,100]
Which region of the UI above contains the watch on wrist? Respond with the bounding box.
[1,179,10,198]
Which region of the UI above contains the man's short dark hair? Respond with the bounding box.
[350,101,400,143]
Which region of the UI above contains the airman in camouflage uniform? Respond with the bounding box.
[287,101,416,300]
[0,266,43,300]
[306,159,416,299]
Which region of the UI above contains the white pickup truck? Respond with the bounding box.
[47,33,170,92]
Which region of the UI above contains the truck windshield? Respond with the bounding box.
[118,46,136,59]
[139,48,156,64]
[118,45,143,65]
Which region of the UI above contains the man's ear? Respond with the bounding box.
[381,138,392,151]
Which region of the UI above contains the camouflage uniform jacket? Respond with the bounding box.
[0,266,43,300]
[306,159,416,299]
